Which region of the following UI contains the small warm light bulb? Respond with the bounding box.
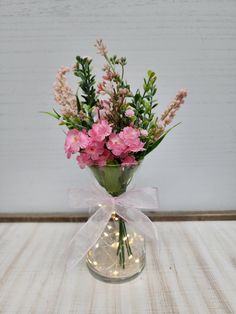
[128,255,133,260]
[107,225,112,230]
[93,261,98,265]
[95,243,99,248]
[113,270,119,276]
[129,238,134,244]
[123,236,127,241]
[104,232,108,237]
[115,232,119,236]
[98,203,102,207]
[135,258,140,263]
[127,234,130,238]
[114,217,119,221]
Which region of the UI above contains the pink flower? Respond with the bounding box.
[140,129,148,137]
[64,129,89,158]
[95,149,112,167]
[76,153,93,169]
[106,133,127,156]
[161,88,188,127]
[95,39,108,56]
[119,127,140,145]
[102,70,115,81]
[88,120,112,142]
[85,140,105,160]
[59,66,70,74]
[121,155,138,166]
[126,140,145,153]
[53,66,78,117]
[119,127,145,153]
[97,82,106,94]
[125,109,135,118]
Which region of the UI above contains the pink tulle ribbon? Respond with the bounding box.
[66,186,159,270]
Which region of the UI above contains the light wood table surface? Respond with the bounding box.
[0,221,235,314]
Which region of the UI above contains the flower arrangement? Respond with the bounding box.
[45,40,188,281]
[47,39,187,168]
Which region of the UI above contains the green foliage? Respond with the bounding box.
[144,123,181,156]
[42,109,87,130]
[46,41,183,161]
[74,56,97,115]
[130,70,159,131]
[42,110,61,120]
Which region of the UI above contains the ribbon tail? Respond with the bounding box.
[66,206,112,271]
[116,205,158,243]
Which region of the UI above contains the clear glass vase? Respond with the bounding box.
[86,163,146,283]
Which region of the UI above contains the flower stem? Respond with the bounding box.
[117,217,132,268]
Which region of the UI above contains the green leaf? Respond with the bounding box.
[144,122,181,156]
[40,111,60,120]
[147,70,155,78]
[52,108,61,118]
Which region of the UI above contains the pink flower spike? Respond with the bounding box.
[121,155,138,166]
[140,129,148,137]
[102,70,114,81]
[125,109,135,118]
[97,82,106,94]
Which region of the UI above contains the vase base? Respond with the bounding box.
[86,259,145,283]
[86,218,146,283]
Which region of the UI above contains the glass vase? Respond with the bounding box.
[86,163,146,283]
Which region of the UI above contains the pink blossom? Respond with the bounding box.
[97,82,106,94]
[60,66,70,74]
[76,153,93,169]
[97,81,114,96]
[140,129,148,137]
[95,149,112,167]
[178,88,188,98]
[53,66,78,117]
[85,140,104,160]
[119,127,145,153]
[121,155,138,166]
[157,120,164,129]
[125,109,135,118]
[95,39,108,56]
[64,129,89,158]
[161,88,188,127]
[106,133,127,156]
[88,120,112,142]
[102,70,114,81]
[119,126,140,145]
[126,140,145,153]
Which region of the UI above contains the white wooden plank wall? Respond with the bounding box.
[0,0,236,213]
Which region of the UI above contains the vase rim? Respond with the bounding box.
[89,161,142,169]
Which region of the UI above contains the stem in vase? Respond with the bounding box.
[116,217,133,269]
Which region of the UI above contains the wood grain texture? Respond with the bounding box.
[0,210,236,222]
[0,221,235,313]
[0,0,236,213]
